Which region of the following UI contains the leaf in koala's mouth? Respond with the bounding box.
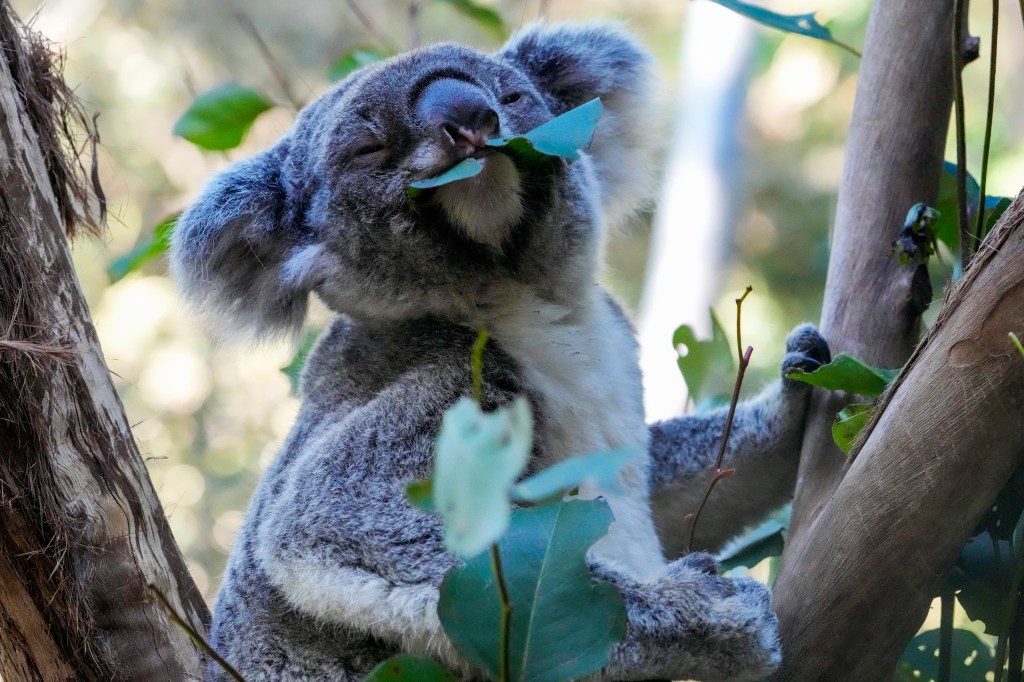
[407,158,484,198]
[486,97,603,161]
[405,98,603,196]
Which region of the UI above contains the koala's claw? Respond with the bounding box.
[781,324,831,380]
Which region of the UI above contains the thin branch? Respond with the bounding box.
[408,1,422,50]
[938,590,953,682]
[952,0,973,264]
[490,544,512,682]
[343,0,398,52]
[686,287,753,552]
[150,585,245,682]
[471,328,490,405]
[975,0,999,243]
[235,12,303,111]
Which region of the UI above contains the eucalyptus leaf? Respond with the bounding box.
[673,312,734,404]
[704,0,858,55]
[438,498,626,682]
[106,214,178,282]
[510,449,638,503]
[406,480,435,512]
[436,0,506,39]
[328,48,389,81]
[831,403,872,454]
[362,654,458,681]
[433,396,532,558]
[981,195,1011,238]
[897,628,995,681]
[280,329,321,396]
[486,98,603,161]
[934,161,980,252]
[173,82,274,151]
[786,353,899,398]
[950,531,1012,636]
[407,158,484,197]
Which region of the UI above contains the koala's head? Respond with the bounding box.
[171,23,656,338]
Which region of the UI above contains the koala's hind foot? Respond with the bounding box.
[596,553,781,682]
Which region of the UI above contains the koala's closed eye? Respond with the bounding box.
[499,91,523,105]
[351,140,388,160]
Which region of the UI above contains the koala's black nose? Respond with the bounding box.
[416,78,498,152]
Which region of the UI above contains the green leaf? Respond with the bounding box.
[173,82,274,151]
[981,195,1011,238]
[673,312,734,403]
[407,158,484,197]
[409,99,602,195]
[934,161,980,252]
[704,0,858,55]
[718,513,787,572]
[406,480,435,512]
[486,98,603,162]
[327,48,389,82]
[897,628,995,681]
[438,498,626,682]
[433,396,532,558]
[362,654,458,681]
[280,329,321,396]
[786,353,899,398]
[510,449,639,504]
[950,530,1016,636]
[831,403,872,454]
[106,214,178,282]
[1011,332,1024,358]
[436,0,506,39]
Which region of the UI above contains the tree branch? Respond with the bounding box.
[772,190,1024,679]
[781,0,954,569]
[0,5,207,679]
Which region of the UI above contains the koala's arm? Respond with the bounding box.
[255,369,782,681]
[649,325,831,555]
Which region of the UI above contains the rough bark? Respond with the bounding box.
[0,5,208,681]
[781,0,954,568]
[771,189,1024,679]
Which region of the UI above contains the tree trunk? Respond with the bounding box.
[780,0,954,559]
[0,5,208,681]
[771,188,1024,679]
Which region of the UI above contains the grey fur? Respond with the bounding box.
[171,22,829,682]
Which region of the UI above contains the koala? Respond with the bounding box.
[170,21,830,682]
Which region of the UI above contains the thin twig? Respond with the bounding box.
[235,12,304,111]
[343,0,398,52]
[938,590,953,682]
[952,0,973,265]
[831,39,862,59]
[686,287,754,552]
[490,544,512,682]
[472,328,490,405]
[975,0,999,243]
[149,584,246,682]
[408,1,422,50]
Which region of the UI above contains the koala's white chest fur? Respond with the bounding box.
[487,287,667,580]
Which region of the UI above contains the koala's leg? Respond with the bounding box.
[591,553,781,682]
[648,325,830,555]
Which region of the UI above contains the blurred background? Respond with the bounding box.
[7,0,1023,611]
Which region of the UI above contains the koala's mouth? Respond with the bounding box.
[431,152,525,249]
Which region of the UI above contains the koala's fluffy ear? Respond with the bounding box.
[498,22,660,226]
[170,141,315,340]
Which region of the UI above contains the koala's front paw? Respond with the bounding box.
[781,324,831,386]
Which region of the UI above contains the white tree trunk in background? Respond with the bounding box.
[638,2,754,422]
